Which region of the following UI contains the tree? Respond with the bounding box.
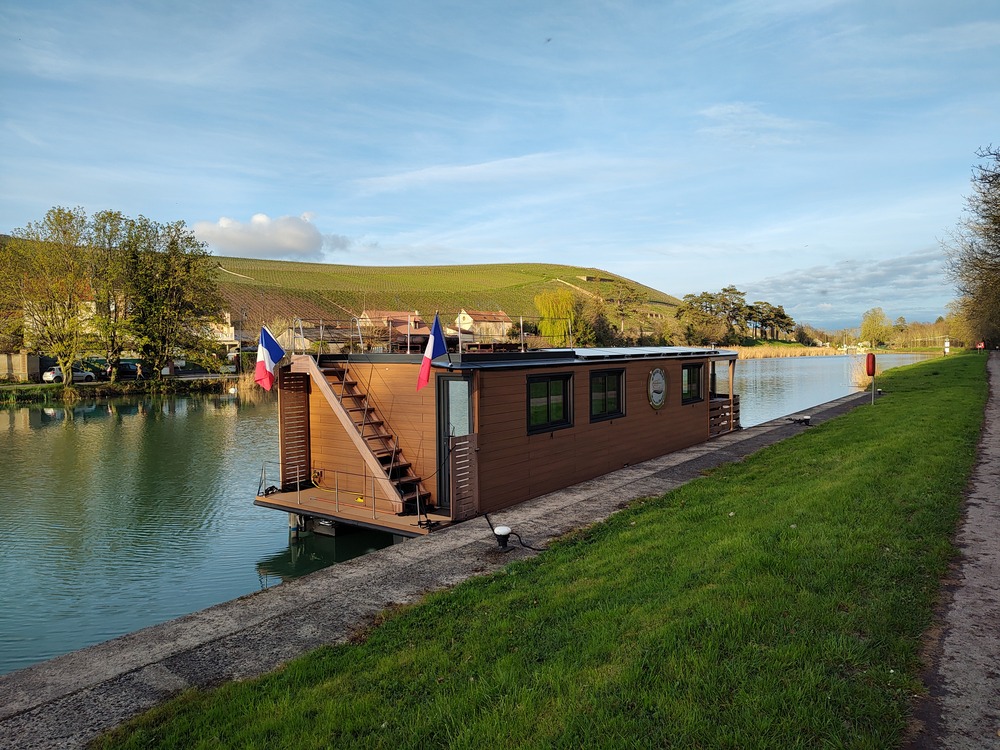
[606,280,647,335]
[534,289,576,347]
[947,145,1000,346]
[125,220,222,377]
[676,292,728,345]
[860,307,892,347]
[717,285,749,337]
[0,207,92,385]
[89,210,142,381]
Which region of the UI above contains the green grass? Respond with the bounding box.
[93,354,987,749]
[214,258,681,324]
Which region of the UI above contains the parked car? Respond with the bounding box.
[110,362,140,380]
[42,366,95,383]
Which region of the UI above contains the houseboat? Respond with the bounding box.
[255,346,740,537]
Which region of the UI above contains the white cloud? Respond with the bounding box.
[743,247,952,328]
[194,213,336,260]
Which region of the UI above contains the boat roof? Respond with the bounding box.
[433,345,738,371]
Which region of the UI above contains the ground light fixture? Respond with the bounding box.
[493,525,512,550]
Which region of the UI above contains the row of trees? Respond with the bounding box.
[675,286,795,345]
[948,146,1000,346]
[0,206,222,383]
[858,307,952,348]
[532,283,796,347]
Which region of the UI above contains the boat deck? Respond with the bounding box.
[254,489,452,537]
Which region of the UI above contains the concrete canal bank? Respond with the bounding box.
[0,389,941,749]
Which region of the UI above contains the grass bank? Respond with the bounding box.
[95,354,987,750]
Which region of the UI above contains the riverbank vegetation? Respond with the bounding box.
[0,207,223,386]
[95,353,987,749]
[0,377,229,405]
[947,145,1000,348]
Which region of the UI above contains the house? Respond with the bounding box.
[455,309,512,342]
[255,346,740,537]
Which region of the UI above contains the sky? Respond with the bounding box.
[2,1,998,330]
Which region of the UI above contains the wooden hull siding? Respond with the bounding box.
[260,348,739,535]
[474,359,712,514]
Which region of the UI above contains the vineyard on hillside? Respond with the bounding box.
[214,258,680,329]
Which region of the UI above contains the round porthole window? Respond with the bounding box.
[647,367,666,409]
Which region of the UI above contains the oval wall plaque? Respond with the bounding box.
[647,367,666,409]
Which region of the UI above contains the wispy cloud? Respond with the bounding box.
[697,103,817,146]
[744,247,950,327]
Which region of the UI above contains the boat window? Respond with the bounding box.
[527,373,573,433]
[681,363,704,404]
[590,369,624,421]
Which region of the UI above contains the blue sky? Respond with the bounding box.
[2,1,998,329]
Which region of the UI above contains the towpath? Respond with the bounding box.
[0,359,996,749]
[906,351,1000,750]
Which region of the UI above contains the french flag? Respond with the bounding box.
[254,326,285,391]
[416,314,447,391]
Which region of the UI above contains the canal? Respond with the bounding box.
[0,353,932,675]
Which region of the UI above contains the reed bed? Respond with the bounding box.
[733,344,839,359]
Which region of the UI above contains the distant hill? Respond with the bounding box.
[213,257,681,327]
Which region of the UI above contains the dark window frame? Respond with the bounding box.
[681,363,705,404]
[526,373,573,434]
[590,368,625,422]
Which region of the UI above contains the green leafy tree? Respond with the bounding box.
[772,305,795,339]
[534,289,576,347]
[717,285,749,337]
[676,293,728,345]
[126,220,222,377]
[89,210,145,380]
[606,280,648,335]
[860,307,892,347]
[0,207,92,384]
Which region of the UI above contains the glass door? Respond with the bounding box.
[437,375,472,513]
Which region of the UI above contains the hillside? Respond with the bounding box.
[213,257,681,326]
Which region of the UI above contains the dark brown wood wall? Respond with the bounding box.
[475,360,710,513]
[307,360,441,509]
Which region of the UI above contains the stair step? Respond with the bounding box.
[355,419,384,428]
[399,489,432,503]
[381,459,412,470]
[326,378,357,387]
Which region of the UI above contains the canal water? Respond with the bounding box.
[0,353,932,675]
[734,353,931,427]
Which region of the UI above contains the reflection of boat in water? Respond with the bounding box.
[255,527,400,584]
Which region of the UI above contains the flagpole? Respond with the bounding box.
[440,311,453,364]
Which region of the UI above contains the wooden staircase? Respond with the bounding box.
[317,359,432,515]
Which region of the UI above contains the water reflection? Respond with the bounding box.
[0,394,398,676]
[256,529,400,587]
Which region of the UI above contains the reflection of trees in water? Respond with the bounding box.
[256,529,397,588]
[5,395,256,571]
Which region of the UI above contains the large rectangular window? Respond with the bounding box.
[681,363,704,404]
[527,374,573,433]
[590,369,624,421]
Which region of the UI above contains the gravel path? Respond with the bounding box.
[906,351,1000,749]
